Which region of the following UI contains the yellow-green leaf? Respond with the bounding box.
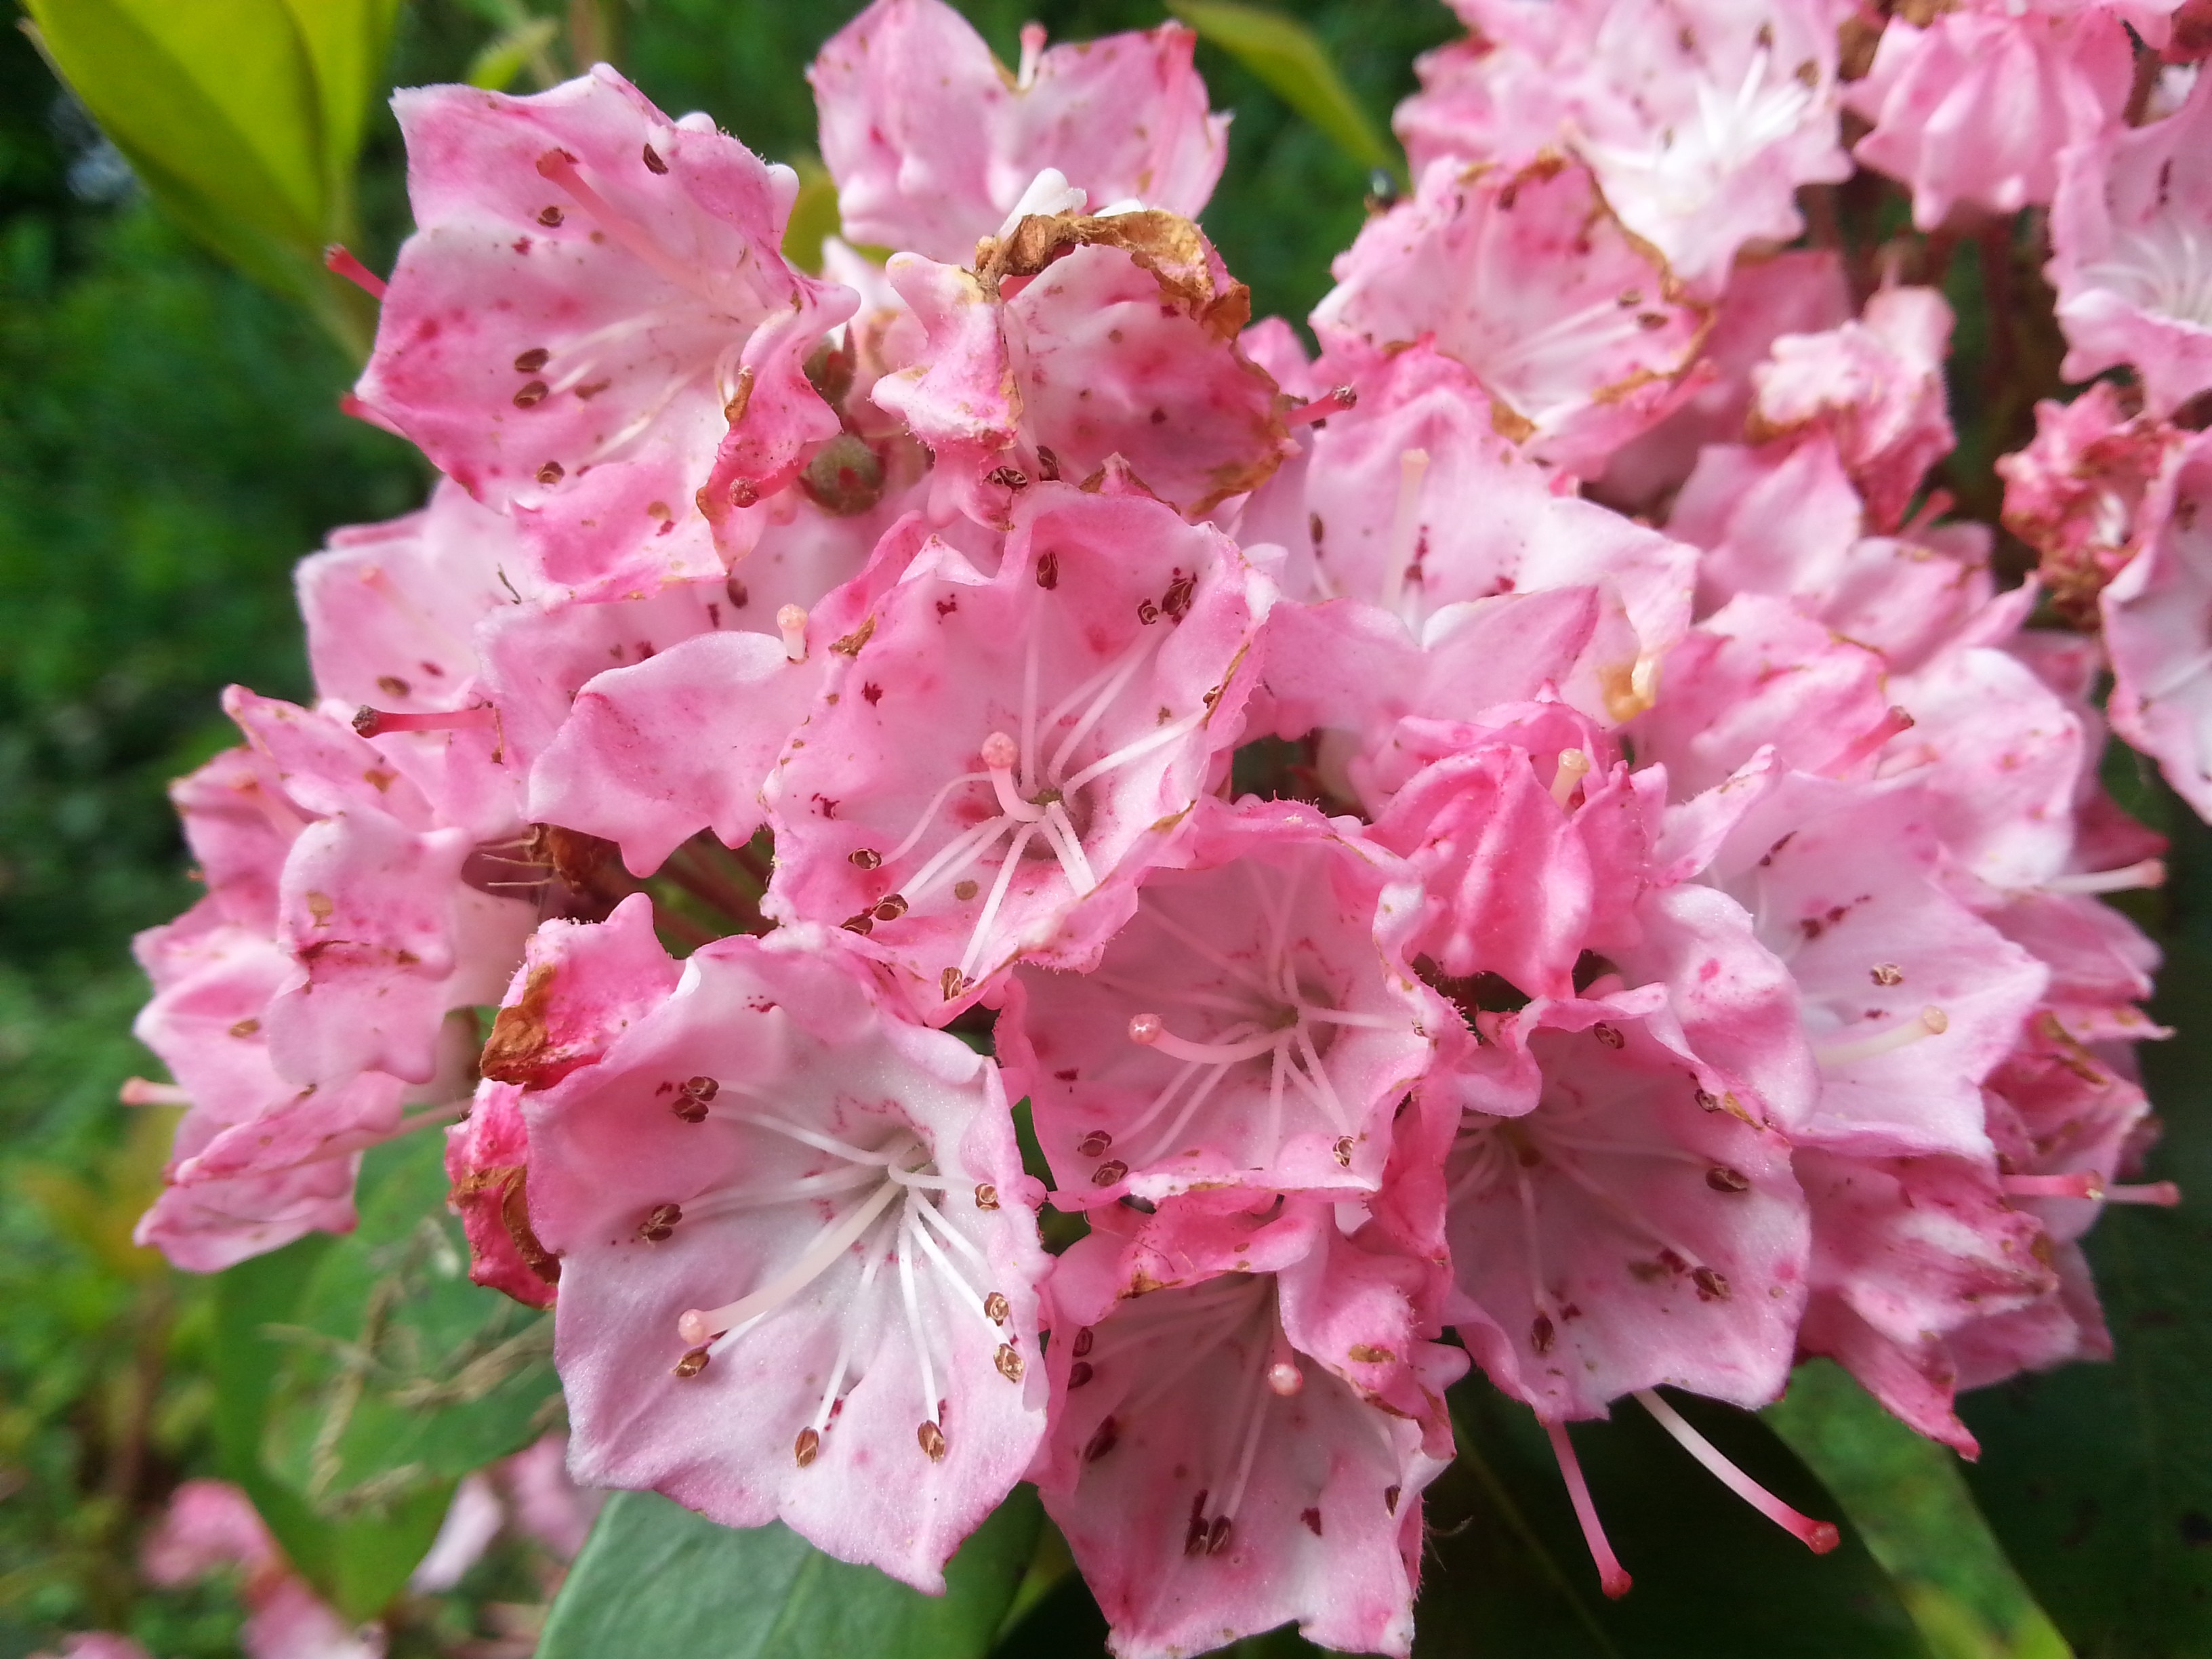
[466,15,560,92]
[1167,0,1397,177]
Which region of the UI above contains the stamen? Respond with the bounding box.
[1550,748,1592,808]
[1267,1360,1304,1396]
[897,1208,942,1435]
[1546,1420,1633,1597]
[881,771,991,867]
[352,704,498,738]
[983,732,1044,822]
[1059,709,1206,794]
[2106,1181,2182,1206]
[959,821,1037,981]
[2003,1172,2104,1200]
[804,1244,888,1438]
[1378,449,1431,617]
[677,1176,901,1344]
[323,244,386,300]
[2040,858,2166,895]
[1040,800,1097,893]
[1635,1389,1839,1554]
[1016,20,1046,89]
[1827,705,1914,776]
[778,605,808,662]
[904,815,1013,903]
[120,1078,190,1107]
[1285,386,1357,426]
[1814,1006,1948,1067]
[1129,1012,1285,1066]
[1044,633,1159,783]
[534,148,710,295]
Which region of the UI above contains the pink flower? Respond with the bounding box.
[1036,1196,1465,1658]
[2000,384,2183,623]
[1313,157,1711,474]
[1848,7,2136,229]
[1441,983,1810,1421]
[763,485,1275,1018]
[1748,286,1957,533]
[811,0,1227,264]
[520,926,1050,1591]
[31,1638,154,1659]
[2050,67,2212,417]
[142,1481,385,1659]
[2104,429,2212,818]
[873,212,1290,528]
[354,68,855,572]
[997,798,1440,1206]
[1397,0,1853,291]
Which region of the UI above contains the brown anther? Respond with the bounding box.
[723,365,756,426]
[1068,1361,1094,1389]
[794,1426,820,1466]
[1206,1517,1232,1555]
[375,676,409,697]
[537,205,565,226]
[987,465,1029,490]
[1593,1022,1624,1048]
[1871,962,1904,986]
[229,1017,261,1038]
[941,967,969,1001]
[1694,1088,1721,1111]
[1333,1135,1354,1168]
[1136,598,1161,625]
[513,348,551,373]
[1072,1326,1094,1358]
[536,461,565,485]
[1077,1130,1113,1158]
[874,893,909,921]
[1036,550,1060,589]
[1384,1485,1401,1515]
[682,1076,720,1101]
[918,1420,947,1460]
[513,380,549,408]
[849,848,883,869]
[1302,1507,1324,1536]
[1161,572,1197,620]
[974,1183,1000,1211]
[842,914,875,935]
[673,1346,711,1378]
[1692,1266,1732,1300]
[636,1202,682,1243]
[672,1095,710,1123]
[1036,445,1062,481]
[984,1291,1010,1324]
[994,1344,1025,1382]
[642,143,668,174]
[1083,1415,1119,1462]
[1530,1313,1556,1353]
[1090,1160,1129,1186]
[953,880,980,901]
[1706,1166,1751,1193]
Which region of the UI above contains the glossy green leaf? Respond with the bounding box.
[1416,1378,1931,1658]
[1767,1360,2068,1659]
[213,1239,456,1622]
[537,1483,1045,1659]
[1955,800,2212,1658]
[260,1130,561,1515]
[1167,0,1396,176]
[22,0,398,352]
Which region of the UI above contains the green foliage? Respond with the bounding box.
[537,1485,1044,1659]
[1168,0,1399,178]
[19,0,401,348]
[1952,801,2212,1659]
[260,1132,560,1521]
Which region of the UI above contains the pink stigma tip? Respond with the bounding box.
[323,243,387,300]
[1807,1521,1841,1555]
[1128,1012,1164,1045]
[1601,1568,1634,1599]
[676,1309,713,1345]
[981,731,1021,771]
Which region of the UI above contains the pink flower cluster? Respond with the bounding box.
[124,0,2211,1651]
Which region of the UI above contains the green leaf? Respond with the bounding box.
[260,1129,561,1516]
[466,16,562,93]
[1766,1360,2068,1659]
[538,1483,1044,1659]
[1166,1,1397,178]
[1416,1378,1931,1658]
[780,153,842,277]
[22,0,399,352]
[213,1238,457,1621]
[1954,802,2212,1657]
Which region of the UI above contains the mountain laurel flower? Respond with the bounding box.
[123,2,2198,1647]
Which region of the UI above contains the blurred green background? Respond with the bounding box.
[1,2,2203,1656]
